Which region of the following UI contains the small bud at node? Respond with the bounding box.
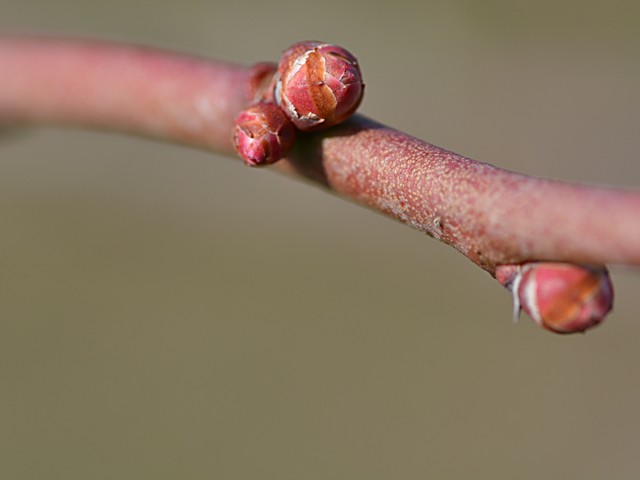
[496,262,614,334]
[245,62,278,103]
[275,41,364,131]
[232,102,296,167]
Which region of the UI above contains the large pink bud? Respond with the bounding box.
[232,102,296,167]
[275,41,364,131]
[496,262,614,334]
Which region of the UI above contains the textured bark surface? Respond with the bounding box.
[279,118,640,271]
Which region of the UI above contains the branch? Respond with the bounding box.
[0,35,247,153]
[0,35,637,330]
[284,118,640,271]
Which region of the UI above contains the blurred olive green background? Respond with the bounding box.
[2,1,640,478]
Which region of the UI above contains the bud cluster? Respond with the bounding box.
[233,41,364,167]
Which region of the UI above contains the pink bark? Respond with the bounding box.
[287,119,640,271]
[0,35,246,151]
[1,35,639,274]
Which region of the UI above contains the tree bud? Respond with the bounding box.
[232,102,296,166]
[496,262,613,334]
[275,41,364,131]
[245,62,278,103]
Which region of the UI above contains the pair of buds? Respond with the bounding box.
[232,41,365,166]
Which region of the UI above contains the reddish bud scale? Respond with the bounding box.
[245,62,278,103]
[232,102,296,167]
[496,262,614,334]
[275,41,364,131]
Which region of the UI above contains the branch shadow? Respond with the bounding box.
[281,114,387,188]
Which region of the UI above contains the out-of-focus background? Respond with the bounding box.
[1,1,639,478]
